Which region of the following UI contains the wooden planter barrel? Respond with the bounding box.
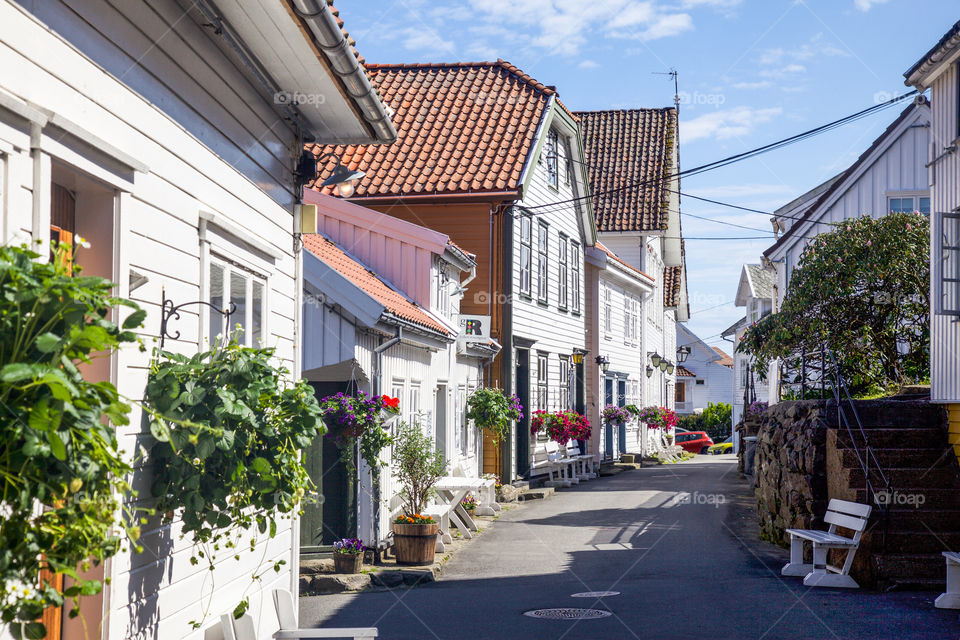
[392,522,439,565]
[333,552,363,574]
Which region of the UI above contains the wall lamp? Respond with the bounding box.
[676,345,691,363]
[646,365,654,378]
[297,151,365,197]
[595,355,610,373]
[649,352,662,367]
[666,362,675,375]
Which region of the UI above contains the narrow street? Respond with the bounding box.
[301,458,959,639]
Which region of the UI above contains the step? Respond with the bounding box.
[879,508,960,531]
[846,467,960,489]
[873,553,947,581]
[835,427,945,448]
[866,529,960,554]
[831,402,944,428]
[850,487,960,509]
[517,487,555,501]
[838,447,953,469]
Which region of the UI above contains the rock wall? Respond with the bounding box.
[754,401,829,546]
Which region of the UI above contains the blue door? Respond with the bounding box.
[604,378,614,459]
[617,379,627,455]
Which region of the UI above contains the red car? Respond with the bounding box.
[674,431,714,454]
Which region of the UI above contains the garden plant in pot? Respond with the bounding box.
[392,422,446,565]
[332,538,365,574]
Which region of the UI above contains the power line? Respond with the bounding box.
[524,90,917,216]
[681,210,774,234]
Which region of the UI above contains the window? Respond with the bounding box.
[675,383,686,403]
[631,297,639,345]
[941,212,960,316]
[408,383,421,427]
[546,130,558,188]
[558,233,568,309]
[623,293,631,344]
[537,221,549,303]
[696,380,705,385]
[519,214,532,296]
[571,242,581,313]
[208,258,266,347]
[603,284,612,336]
[889,196,931,215]
[456,385,468,457]
[536,352,549,411]
[558,355,571,410]
[563,142,572,186]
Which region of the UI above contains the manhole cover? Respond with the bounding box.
[523,608,613,620]
[571,591,620,598]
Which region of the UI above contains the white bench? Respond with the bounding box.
[566,442,597,480]
[781,498,872,589]
[936,552,960,609]
[221,588,377,639]
[450,464,500,515]
[545,440,579,487]
[530,441,559,484]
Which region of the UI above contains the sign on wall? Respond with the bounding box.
[458,315,491,341]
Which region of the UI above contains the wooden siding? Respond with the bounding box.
[928,63,960,402]
[0,3,301,639]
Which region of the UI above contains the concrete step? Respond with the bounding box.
[846,466,960,489]
[836,427,945,448]
[880,508,960,531]
[850,487,960,509]
[873,553,946,581]
[517,487,555,501]
[838,447,953,469]
[866,529,960,554]
[831,402,944,428]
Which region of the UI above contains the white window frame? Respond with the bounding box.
[571,241,581,314]
[603,284,612,338]
[536,352,549,411]
[558,232,568,310]
[558,355,571,410]
[206,255,268,347]
[546,130,559,189]
[537,221,549,304]
[520,214,532,297]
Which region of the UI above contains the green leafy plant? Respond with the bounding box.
[739,213,929,392]
[0,243,145,639]
[392,422,446,516]
[677,402,732,442]
[465,387,522,442]
[144,341,324,626]
[318,391,396,472]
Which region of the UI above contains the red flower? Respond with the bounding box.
[381,395,400,410]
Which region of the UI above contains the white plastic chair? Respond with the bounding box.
[219,588,377,639]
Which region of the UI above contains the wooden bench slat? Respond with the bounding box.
[827,498,872,518]
[824,509,870,533]
[785,529,857,547]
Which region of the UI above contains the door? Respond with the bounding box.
[617,379,627,455]
[516,349,531,476]
[435,384,448,456]
[302,380,355,550]
[604,378,614,459]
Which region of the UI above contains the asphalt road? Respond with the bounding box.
[300,456,960,639]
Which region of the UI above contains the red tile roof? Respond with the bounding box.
[575,108,677,232]
[676,366,696,378]
[595,241,654,282]
[306,60,558,198]
[712,347,734,368]
[302,233,450,335]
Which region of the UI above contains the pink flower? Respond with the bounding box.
[838,257,842,263]
[866,240,872,247]
[907,223,913,230]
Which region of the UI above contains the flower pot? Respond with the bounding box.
[392,522,439,565]
[620,454,635,463]
[333,552,363,574]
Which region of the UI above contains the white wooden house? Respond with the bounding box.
[306,61,597,482]
[759,100,930,399]
[723,264,774,430]
[0,1,393,638]
[674,324,734,415]
[299,192,496,553]
[576,108,689,454]
[904,20,960,453]
[585,242,655,459]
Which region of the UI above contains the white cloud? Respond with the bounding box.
[854,0,888,11]
[400,28,455,54]
[682,106,783,143]
[731,80,773,89]
[579,60,601,69]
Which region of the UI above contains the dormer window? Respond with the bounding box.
[546,130,559,188]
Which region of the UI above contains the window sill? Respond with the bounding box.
[537,299,549,307]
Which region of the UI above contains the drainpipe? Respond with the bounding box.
[371,326,402,561]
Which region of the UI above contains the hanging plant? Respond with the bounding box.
[318,391,397,472]
[144,341,324,626]
[530,410,591,443]
[465,387,523,442]
[0,243,146,640]
[636,406,678,430]
[601,405,631,424]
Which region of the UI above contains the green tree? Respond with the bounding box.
[739,212,929,391]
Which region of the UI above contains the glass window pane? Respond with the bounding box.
[920,197,931,215]
[230,271,248,343]
[252,280,264,345]
[889,198,900,213]
[209,263,224,342]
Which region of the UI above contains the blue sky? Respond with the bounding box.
[340,0,957,349]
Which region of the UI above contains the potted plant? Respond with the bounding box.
[530,410,591,444]
[332,538,365,574]
[601,405,631,425]
[460,493,479,514]
[391,422,447,565]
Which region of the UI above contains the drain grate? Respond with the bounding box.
[523,608,613,620]
[570,591,620,598]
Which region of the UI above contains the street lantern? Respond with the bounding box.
[595,355,610,373]
[316,152,366,197]
[676,345,691,363]
[666,362,675,375]
[646,365,654,378]
[659,359,668,372]
[650,352,662,367]
[572,349,586,365]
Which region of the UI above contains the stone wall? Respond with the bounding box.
[754,401,830,546]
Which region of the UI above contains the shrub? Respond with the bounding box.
[393,422,446,516]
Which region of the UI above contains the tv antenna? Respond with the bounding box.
[652,68,680,111]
